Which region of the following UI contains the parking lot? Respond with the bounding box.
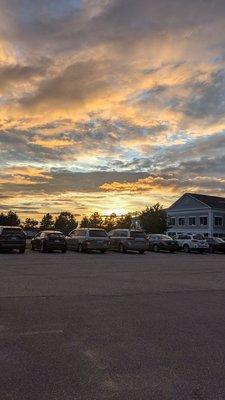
[0,250,225,399]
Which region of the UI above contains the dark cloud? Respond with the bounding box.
[1,0,225,213]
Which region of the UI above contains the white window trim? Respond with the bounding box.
[199,215,208,226]
[188,216,196,226]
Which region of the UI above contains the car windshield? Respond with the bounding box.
[89,230,107,237]
[2,228,24,236]
[130,231,146,238]
[214,238,225,243]
[193,235,204,240]
[159,235,173,240]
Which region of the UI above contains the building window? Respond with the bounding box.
[200,216,208,226]
[188,217,196,226]
[178,217,185,226]
[215,216,223,227]
[169,217,175,226]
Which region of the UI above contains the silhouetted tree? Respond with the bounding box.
[139,203,167,234]
[103,213,117,232]
[54,212,78,235]
[80,216,91,228]
[40,213,55,230]
[0,211,20,226]
[116,214,133,229]
[24,218,39,230]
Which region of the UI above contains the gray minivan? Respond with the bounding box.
[108,229,148,254]
[66,228,109,253]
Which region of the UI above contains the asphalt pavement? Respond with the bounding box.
[0,250,225,399]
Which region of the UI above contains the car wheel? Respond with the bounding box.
[78,243,83,253]
[119,243,126,253]
[183,244,190,253]
[31,243,35,251]
[62,248,67,253]
[209,246,214,254]
[19,247,26,254]
[139,250,145,254]
[153,244,159,252]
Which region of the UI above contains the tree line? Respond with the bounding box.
[0,203,167,235]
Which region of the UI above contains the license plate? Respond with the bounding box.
[11,236,17,240]
[54,240,60,243]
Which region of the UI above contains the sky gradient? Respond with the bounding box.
[1,0,225,219]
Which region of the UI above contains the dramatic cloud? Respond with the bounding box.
[1,0,225,219]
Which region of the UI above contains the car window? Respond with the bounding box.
[120,230,128,237]
[47,233,64,239]
[34,232,42,238]
[89,230,107,237]
[130,231,146,238]
[2,228,23,235]
[149,235,157,240]
[76,230,86,236]
[178,235,190,239]
[193,234,204,240]
[110,231,119,237]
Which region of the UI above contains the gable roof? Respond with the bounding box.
[187,193,225,210]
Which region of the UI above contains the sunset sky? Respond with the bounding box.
[1,0,225,219]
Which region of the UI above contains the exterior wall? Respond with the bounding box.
[167,208,225,237]
[212,210,225,237]
[167,209,211,236]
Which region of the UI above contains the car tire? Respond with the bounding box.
[78,243,83,253]
[19,247,26,254]
[100,250,106,253]
[209,246,214,254]
[62,248,67,253]
[153,244,159,252]
[169,250,175,253]
[139,250,145,254]
[31,243,35,251]
[183,244,190,253]
[119,243,126,253]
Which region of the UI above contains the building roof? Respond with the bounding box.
[187,193,225,210]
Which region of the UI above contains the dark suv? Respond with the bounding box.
[0,226,26,253]
[31,231,67,253]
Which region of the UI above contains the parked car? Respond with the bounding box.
[108,229,148,254]
[206,237,225,254]
[175,234,209,253]
[66,228,109,253]
[0,226,26,253]
[31,231,67,253]
[148,234,180,253]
